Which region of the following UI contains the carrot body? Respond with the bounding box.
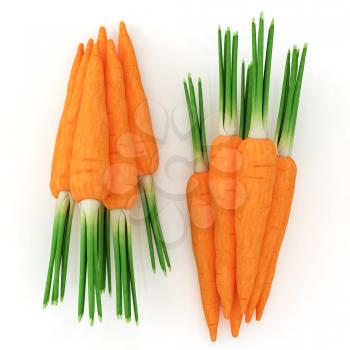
[118,21,159,176]
[50,41,91,197]
[245,157,296,321]
[208,134,241,318]
[230,288,243,337]
[187,172,219,342]
[70,43,110,202]
[255,156,296,321]
[103,40,138,210]
[98,26,107,66]
[235,138,277,313]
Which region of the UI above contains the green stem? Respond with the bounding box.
[231,32,238,128]
[262,19,274,131]
[51,193,69,304]
[138,183,156,271]
[105,209,112,295]
[218,26,225,128]
[244,63,253,139]
[60,193,75,301]
[141,176,167,273]
[239,61,246,138]
[288,44,308,153]
[184,75,208,172]
[82,199,100,325]
[274,50,291,145]
[257,13,264,117]
[78,208,87,321]
[224,28,232,132]
[118,212,131,321]
[93,210,102,321]
[152,193,171,269]
[111,210,122,318]
[277,44,307,156]
[43,198,60,307]
[187,75,206,171]
[126,213,138,323]
[278,46,299,154]
[249,15,267,138]
[98,205,105,293]
[198,78,208,166]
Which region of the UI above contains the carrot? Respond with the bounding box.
[185,75,219,341]
[43,41,90,308]
[97,26,107,66]
[255,44,307,322]
[103,40,138,322]
[96,26,109,297]
[226,56,255,336]
[230,286,243,337]
[118,21,170,273]
[235,15,277,314]
[70,43,110,324]
[208,27,241,318]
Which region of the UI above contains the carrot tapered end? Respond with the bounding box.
[231,323,241,338]
[209,325,217,342]
[223,306,232,319]
[119,21,130,42]
[256,305,264,321]
[119,21,127,33]
[97,26,107,65]
[245,309,254,323]
[77,42,84,56]
[86,38,94,51]
[98,26,107,41]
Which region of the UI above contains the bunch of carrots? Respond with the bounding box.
[185,13,307,341]
[43,22,170,325]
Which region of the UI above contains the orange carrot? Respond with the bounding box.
[235,16,277,314]
[185,76,219,341]
[187,172,219,341]
[245,157,296,322]
[118,21,158,176]
[118,21,170,273]
[209,135,241,318]
[98,26,107,66]
[102,40,139,322]
[255,45,307,321]
[44,41,90,308]
[209,28,241,318]
[70,43,110,323]
[230,288,243,337]
[253,157,296,321]
[70,43,109,203]
[103,40,138,211]
[50,41,92,197]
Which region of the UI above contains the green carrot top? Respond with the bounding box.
[275,44,307,156]
[218,26,239,135]
[184,75,208,172]
[248,13,274,139]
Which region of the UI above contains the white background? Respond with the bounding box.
[1,0,350,349]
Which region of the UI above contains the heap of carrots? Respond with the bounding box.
[43,22,170,324]
[184,13,307,341]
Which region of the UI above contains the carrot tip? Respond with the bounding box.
[209,326,217,342]
[223,307,232,319]
[231,321,242,337]
[245,312,253,323]
[256,312,263,321]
